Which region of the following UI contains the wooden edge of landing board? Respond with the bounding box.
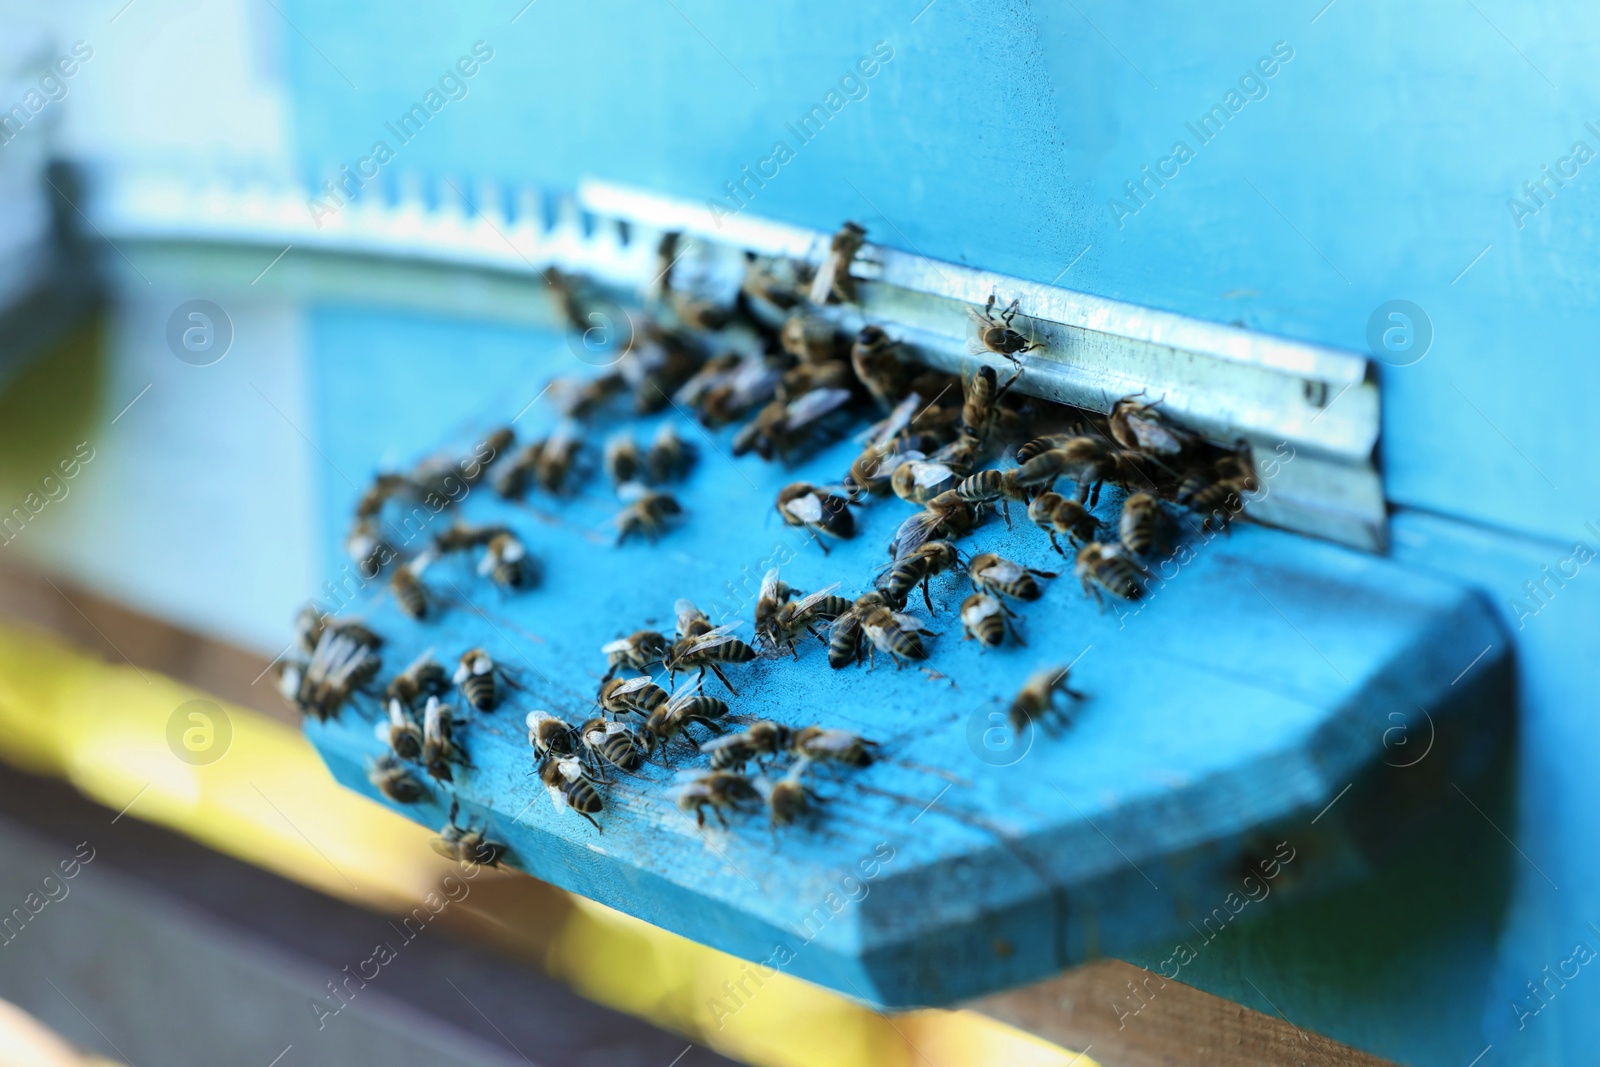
[0,557,1401,1066]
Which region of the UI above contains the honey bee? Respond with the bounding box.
[880,540,962,613]
[431,799,506,865]
[421,696,465,782]
[960,592,1023,648]
[354,472,411,520]
[377,698,423,760]
[668,769,762,827]
[478,531,535,590]
[761,580,852,656]
[927,432,985,478]
[369,754,428,804]
[1015,433,1074,466]
[701,720,793,771]
[776,482,855,553]
[669,289,732,332]
[1009,666,1085,732]
[1179,455,1254,532]
[601,630,669,682]
[780,314,840,365]
[535,421,582,495]
[808,221,866,306]
[777,360,855,404]
[846,393,921,497]
[580,716,646,773]
[967,294,1040,363]
[850,326,907,410]
[550,374,628,420]
[1027,492,1100,554]
[492,439,544,499]
[859,600,938,669]
[678,354,778,427]
[961,364,1022,441]
[526,709,579,764]
[615,487,684,544]
[954,468,1030,527]
[789,725,878,767]
[968,552,1057,602]
[645,422,696,484]
[1013,435,1140,506]
[733,387,853,461]
[643,680,730,752]
[664,624,755,695]
[432,522,512,557]
[758,762,819,827]
[389,556,435,620]
[891,458,961,506]
[604,431,641,489]
[1075,542,1147,608]
[294,606,383,657]
[454,648,516,712]
[620,328,702,416]
[675,598,713,640]
[888,491,981,560]
[409,428,513,498]
[825,592,876,669]
[345,516,393,571]
[1118,492,1166,556]
[540,757,605,831]
[598,675,669,717]
[1109,394,1196,458]
[280,629,382,722]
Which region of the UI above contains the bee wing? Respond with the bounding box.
[791,583,843,615]
[600,637,635,655]
[728,359,781,409]
[451,661,470,684]
[785,492,825,524]
[672,767,715,783]
[983,558,1026,583]
[555,756,586,782]
[681,623,743,656]
[892,611,936,633]
[758,568,782,605]
[374,719,391,744]
[912,462,956,489]
[610,675,659,698]
[698,732,748,754]
[890,509,941,559]
[666,677,707,711]
[674,598,706,634]
[866,392,921,447]
[525,709,554,730]
[803,729,856,755]
[807,252,841,306]
[423,697,444,741]
[472,655,495,676]
[546,782,572,811]
[962,596,1002,623]
[782,387,852,430]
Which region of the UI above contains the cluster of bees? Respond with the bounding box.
[287,221,1261,856]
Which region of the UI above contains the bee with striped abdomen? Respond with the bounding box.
[492,439,543,499]
[601,630,668,682]
[758,762,819,827]
[664,623,755,695]
[967,294,1040,363]
[604,431,641,489]
[535,421,582,495]
[891,457,961,506]
[968,552,1056,602]
[961,363,1022,442]
[701,720,793,772]
[384,650,448,709]
[887,491,980,561]
[453,648,516,712]
[761,579,851,657]
[825,592,876,670]
[598,675,669,717]
[643,681,730,753]
[369,754,428,804]
[880,540,962,613]
[776,482,855,553]
[789,725,878,767]
[780,314,840,365]
[860,601,938,669]
[1118,492,1167,556]
[389,556,435,620]
[954,468,1029,527]
[1026,492,1099,554]
[581,716,646,774]
[960,592,1024,649]
[734,387,854,462]
[421,696,465,782]
[1015,433,1073,466]
[432,800,506,865]
[432,522,511,557]
[281,629,382,723]
[668,769,762,828]
[540,756,604,832]
[1075,542,1147,608]
[377,698,423,760]
[1009,666,1085,733]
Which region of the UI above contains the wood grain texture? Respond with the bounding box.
[971,959,1397,1067]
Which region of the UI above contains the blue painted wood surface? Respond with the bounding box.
[300,304,1506,1008]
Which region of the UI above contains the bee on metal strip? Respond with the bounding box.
[967,294,1040,363]
[1108,394,1196,458]
[850,325,907,411]
[808,221,866,306]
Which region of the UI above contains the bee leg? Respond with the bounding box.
[814,531,832,555]
[1046,530,1064,555]
[983,292,998,323]
[707,662,740,697]
[920,579,935,616]
[578,810,603,833]
[712,806,729,829]
[1002,298,1020,325]
[695,806,706,828]
[1001,500,1013,529]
